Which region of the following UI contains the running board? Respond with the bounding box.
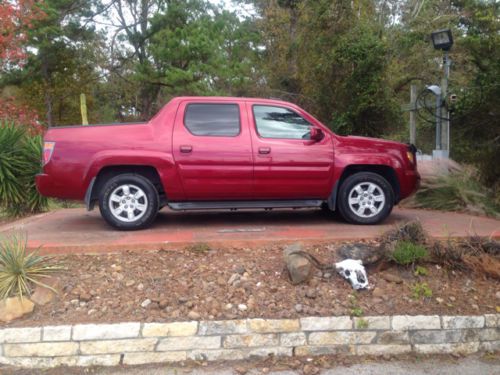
[167,200,323,211]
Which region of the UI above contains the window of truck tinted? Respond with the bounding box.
[253,105,312,140]
[184,103,240,136]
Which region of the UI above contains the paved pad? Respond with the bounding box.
[0,207,499,254]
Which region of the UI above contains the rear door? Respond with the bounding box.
[247,102,335,199]
[172,100,253,200]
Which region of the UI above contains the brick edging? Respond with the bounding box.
[0,314,498,368]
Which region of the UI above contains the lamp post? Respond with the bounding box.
[430,29,453,159]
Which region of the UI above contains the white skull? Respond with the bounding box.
[335,259,369,290]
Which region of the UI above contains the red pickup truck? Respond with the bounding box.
[36,96,420,230]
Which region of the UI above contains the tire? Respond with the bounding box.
[337,172,394,225]
[98,173,159,230]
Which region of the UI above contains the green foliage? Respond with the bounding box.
[414,265,429,276]
[0,122,48,216]
[356,318,369,329]
[391,241,428,266]
[348,293,364,317]
[185,242,211,254]
[0,233,63,299]
[411,282,433,300]
[413,166,500,218]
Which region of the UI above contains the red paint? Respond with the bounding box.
[36,96,419,204]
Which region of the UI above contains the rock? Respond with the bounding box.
[283,243,313,285]
[228,274,240,285]
[141,299,152,308]
[234,266,246,275]
[305,289,317,299]
[294,304,303,313]
[380,272,403,284]
[372,287,385,298]
[79,292,91,302]
[188,310,201,320]
[159,300,168,309]
[303,364,320,375]
[70,299,79,306]
[238,304,248,311]
[30,276,60,306]
[87,308,97,315]
[496,291,500,300]
[137,283,144,291]
[125,280,135,287]
[0,297,35,322]
[436,297,444,304]
[337,243,383,265]
[225,303,233,310]
[449,296,456,302]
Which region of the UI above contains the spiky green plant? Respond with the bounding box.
[0,233,63,300]
[0,122,48,216]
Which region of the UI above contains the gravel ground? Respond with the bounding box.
[6,241,499,327]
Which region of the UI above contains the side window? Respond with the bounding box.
[253,105,312,139]
[184,104,240,137]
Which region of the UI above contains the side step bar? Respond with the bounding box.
[167,200,323,211]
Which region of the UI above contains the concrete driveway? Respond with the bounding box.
[1,207,498,254]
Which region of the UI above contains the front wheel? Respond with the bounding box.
[99,174,159,230]
[337,172,394,224]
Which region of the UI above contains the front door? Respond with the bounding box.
[172,100,253,200]
[248,103,335,199]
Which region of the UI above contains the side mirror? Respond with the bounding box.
[310,127,324,142]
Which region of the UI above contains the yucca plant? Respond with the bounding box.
[0,121,48,216]
[0,233,63,300]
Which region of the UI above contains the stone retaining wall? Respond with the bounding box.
[0,314,498,368]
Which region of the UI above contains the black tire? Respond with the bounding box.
[337,172,394,225]
[99,174,159,230]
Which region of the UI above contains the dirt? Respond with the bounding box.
[3,242,499,328]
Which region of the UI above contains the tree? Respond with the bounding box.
[0,0,45,72]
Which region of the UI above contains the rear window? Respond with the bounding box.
[184,103,240,137]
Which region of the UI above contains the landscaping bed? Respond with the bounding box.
[4,240,499,328]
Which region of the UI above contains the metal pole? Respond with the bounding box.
[441,52,450,156]
[410,85,417,145]
[435,92,442,150]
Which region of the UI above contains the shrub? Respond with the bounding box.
[411,282,433,299]
[0,233,63,299]
[390,241,428,266]
[406,163,500,218]
[0,121,48,216]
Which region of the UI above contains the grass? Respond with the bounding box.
[409,164,500,218]
[414,265,429,276]
[390,241,428,266]
[411,282,433,299]
[0,233,64,299]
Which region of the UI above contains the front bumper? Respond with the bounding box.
[400,169,421,199]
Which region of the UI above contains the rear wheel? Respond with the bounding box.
[99,174,159,230]
[337,172,394,224]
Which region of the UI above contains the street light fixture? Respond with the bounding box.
[431,29,454,51]
[429,29,453,159]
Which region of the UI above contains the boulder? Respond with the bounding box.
[30,276,60,306]
[0,297,35,322]
[283,243,313,285]
[337,243,384,265]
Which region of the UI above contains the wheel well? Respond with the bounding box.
[90,165,165,203]
[337,165,400,204]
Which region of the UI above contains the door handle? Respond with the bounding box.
[258,147,271,155]
[180,145,192,153]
